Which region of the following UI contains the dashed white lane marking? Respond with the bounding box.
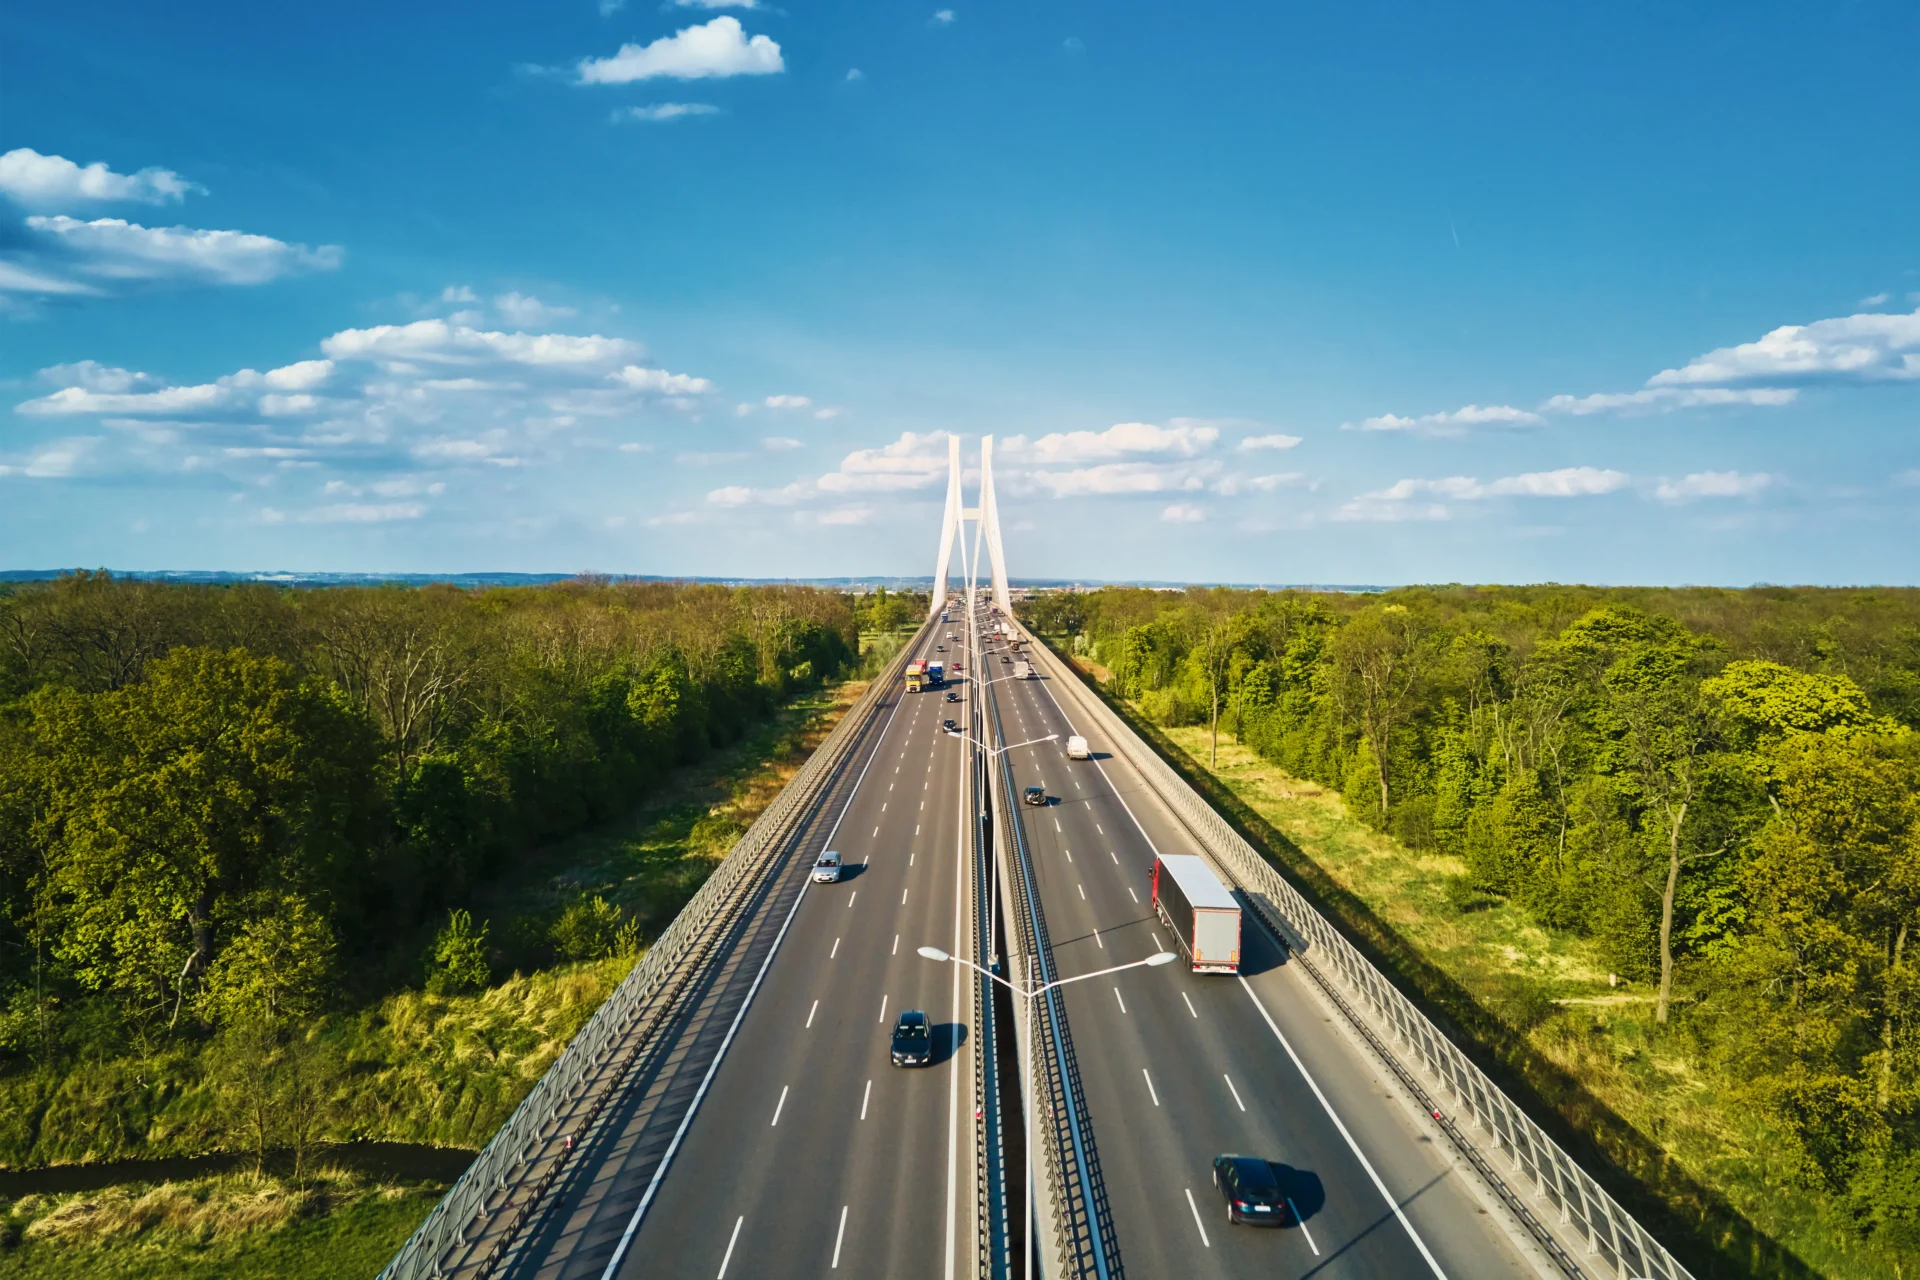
[1113,987,1127,1014]
[1184,1188,1210,1247]
[920,800,925,810]
[1143,1068,1160,1106]
[1181,992,1198,1019]
[1127,886,1138,903]
[1077,883,1085,900]
[916,824,921,835]
[807,999,819,1028]
[1054,817,1061,832]
[910,852,915,865]
[849,893,857,908]
[1224,1074,1246,1111]
[861,1078,873,1120]
[717,1214,744,1278]
[1238,976,1449,1277]
[770,1085,789,1126]
[1094,929,1104,950]
[1097,823,1105,835]
[893,934,899,955]
[1153,931,1164,950]
[831,937,840,958]
[881,803,887,812]
[901,887,909,905]
[1109,850,1118,864]
[832,1204,849,1269]
[1064,848,1073,863]
[1290,1200,1320,1255]
[877,993,888,1022]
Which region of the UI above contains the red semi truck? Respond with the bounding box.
[1151,854,1242,974]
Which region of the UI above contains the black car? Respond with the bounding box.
[890,1010,932,1066]
[945,691,960,702]
[1001,655,1012,664]
[943,718,958,733]
[1022,786,1046,806]
[1212,1155,1287,1226]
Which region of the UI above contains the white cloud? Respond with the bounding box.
[441,284,479,304]
[764,394,812,409]
[845,68,864,81]
[615,103,722,122]
[493,292,578,326]
[813,406,840,420]
[322,319,641,368]
[933,9,955,22]
[763,436,802,450]
[618,442,651,453]
[300,502,427,523]
[819,431,950,493]
[1003,420,1218,465]
[1654,470,1774,501]
[576,17,783,84]
[0,437,98,479]
[1540,386,1798,415]
[1020,460,1219,498]
[672,0,761,7]
[1335,466,1628,520]
[1238,433,1302,451]
[0,261,103,296]
[1649,306,1920,385]
[0,148,201,208]
[610,364,713,394]
[819,505,874,525]
[1331,497,1450,523]
[1161,503,1205,523]
[15,360,335,417]
[1861,293,1891,307]
[26,215,342,286]
[1348,403,1542,434]
[1217,472,1305,495]
[38,361,162,393]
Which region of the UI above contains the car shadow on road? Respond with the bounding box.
[1271,1163,1326,1223]
[930,1022,970,1066]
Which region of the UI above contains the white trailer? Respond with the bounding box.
[1012,660,1032,680]
[1065,735,1091,760]
[1151,854,1241,973]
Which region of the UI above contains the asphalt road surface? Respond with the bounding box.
[988,632,1544,1280]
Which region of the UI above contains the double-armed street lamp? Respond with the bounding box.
[919,945,1177,1280]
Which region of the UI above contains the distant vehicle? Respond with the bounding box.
[1066,735,1091,760]
[1001,656,1011,664]
[1023,786,1046,807]
[812,851,843,884]
[1012,661,1032,680]
[1152,855,1241,973]
[890,1010,932,1066]
[928,660,944,686]
[943,719,958,734]
[945,691,960,702]
[1213,1155,1286,1226]
[906,659,927,693]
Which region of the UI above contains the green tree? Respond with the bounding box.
[427,909,491,995]
[201,894,336,1029]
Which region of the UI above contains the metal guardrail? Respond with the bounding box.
[1030,632,1694,1280]
[379,629,927,1280]
[986,670,1118,1280]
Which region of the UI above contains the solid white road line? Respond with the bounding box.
[1238,976,1449,1278]
[1113,986,1127,1014]
[770,1085,789,1126]
[807,999,819,1028]
[1290,1199,1320,1255]
[831,937,840,958]
[1184,1188,1211,1247]
[1143,1068,1159,1106]
[1181,992,1198,1019]
[717,1214,744,1278]
[1224,1074,1246,1111]
[832,1204,849,1269]
[861,1078,872,1120]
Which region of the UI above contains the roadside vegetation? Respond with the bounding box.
[0,573,902,1268]
[1022,585,1920,1280]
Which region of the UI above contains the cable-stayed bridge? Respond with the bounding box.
[379,439,1694,1280]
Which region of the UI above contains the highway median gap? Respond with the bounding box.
[1029,629,1802,1280]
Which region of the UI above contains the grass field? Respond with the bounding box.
[1064,656,1891,1280]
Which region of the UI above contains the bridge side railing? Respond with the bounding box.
[1028,629,1693,1280]
[379,626,926,1280]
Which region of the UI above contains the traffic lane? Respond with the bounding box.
[1017,770,1433,1277]
[619,672,967,1277]
[1012,666,1538,1278]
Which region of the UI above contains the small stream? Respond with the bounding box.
[0,1142,475,1199]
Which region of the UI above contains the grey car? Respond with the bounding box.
[812,850,843,883]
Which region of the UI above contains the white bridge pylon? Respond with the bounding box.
[929,434,1012,619]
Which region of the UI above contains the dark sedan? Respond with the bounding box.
[1212,1154,1287,1226]
[1022,786,1046,806]
[890,1010,932,1066]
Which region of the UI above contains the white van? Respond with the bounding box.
[1066,735,1091,760]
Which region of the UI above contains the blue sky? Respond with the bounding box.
[3,0,1917,585]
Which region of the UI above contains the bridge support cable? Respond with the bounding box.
[1026,631,1698,1280]
[377,625,933,1280]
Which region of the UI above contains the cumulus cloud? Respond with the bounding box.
[1238,433,1302,451]
[301,502,427,523]
[16,360,336,417]
[1860,293,1891,307]
[13,216,342,289]
[609,364,713,394]
[1654,470,1774,501]
[1002,420,1218,465]
[493,292,577,326]
[819,430,950,493]
[441,285,480,304]
[614,103,722,122]
[322,319,642,368]
[672,0,761,7]
[0,148,202,208]
[1348,404,1543,434]
[576,17,782,84]
[0,437,98,479]
[1648,306,1920,385]
[1161,503,1204,523]
[1335,467,1628,522]
[1540,387,1798,415]
[764,394,811,409]
[1018,460,1219,499]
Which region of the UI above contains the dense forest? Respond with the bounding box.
[0,573,865,1168]
[1021,584,1920,1257]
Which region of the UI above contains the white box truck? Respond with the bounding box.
[1065,735,1091,760]
[1152,854,1241,973]
[1012,660,1032,680]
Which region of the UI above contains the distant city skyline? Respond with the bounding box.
[3,1,1916,585]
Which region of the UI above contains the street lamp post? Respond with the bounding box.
[920,945,1176,1280]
